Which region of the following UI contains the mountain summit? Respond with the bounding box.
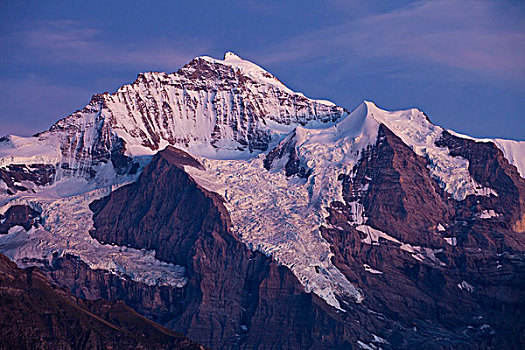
[1,52,524,349]
[0,52,345,186]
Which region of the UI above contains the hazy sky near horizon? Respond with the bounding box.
[1,0,524,139]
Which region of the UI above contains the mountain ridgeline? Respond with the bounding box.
[0,52,524,349]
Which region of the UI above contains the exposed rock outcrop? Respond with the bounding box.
[321,124,525,349]
[87,147,370,349]
[0,204,41,234]
[0,253,205,350]
[264,130,311,178]
[0,163,55,195]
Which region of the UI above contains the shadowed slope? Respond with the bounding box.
[0,253,205,350]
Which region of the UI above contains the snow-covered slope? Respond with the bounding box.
[184,102,386,309]
[0,52,346,197]
[185,100,519,309]
[0,52,523,313]
[264,101,504,201]
[0,52,348,300]
[57,52,345,158]
[492,139,525,178]
[447,130,525,178]
[0,180,187,288]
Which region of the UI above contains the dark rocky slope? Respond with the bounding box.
[86,146,368,349]
[436,130,525,235]
[0,163,55,195]
[21,137,523,349]
[0,205,41,234]
[322,125,525,349]
[0,253,204,350]
[48,140,524,349]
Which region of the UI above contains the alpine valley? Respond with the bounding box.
[1,52,524,349]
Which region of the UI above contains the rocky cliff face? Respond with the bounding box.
[0,204,41,234]
[85,147,368,349]
[0,253,204,350]
[0,162,55,195]
[98,52,345,153]
[0,53,524,349]
[321,124,525,348]
[435,130,525,235]
[0,52,345,194]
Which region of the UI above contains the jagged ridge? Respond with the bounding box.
[0,52,346,195]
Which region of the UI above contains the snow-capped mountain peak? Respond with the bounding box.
[0,53,347,194]
[357,100,525,181]
[198,52,304,98]
[73,52,345,158]
[223,51,241,60]
[267,100,518,201]
[2,52,525,348]
[195,51,292,94]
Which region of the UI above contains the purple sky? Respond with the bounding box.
[1,0,524,139]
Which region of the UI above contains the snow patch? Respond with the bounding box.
[0,183,187,288]
[363,264,383,275]
[372,334,389,344]
[357,341,378,350]
[458,280,474,292]
[357,225,400,245]
[356,223,446,264]
[478,209,500,219]
[444,237,457,246]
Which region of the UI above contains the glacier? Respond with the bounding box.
[0,52,524,310]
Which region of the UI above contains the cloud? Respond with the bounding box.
[260,0,525,78]
[6,20,210,70]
